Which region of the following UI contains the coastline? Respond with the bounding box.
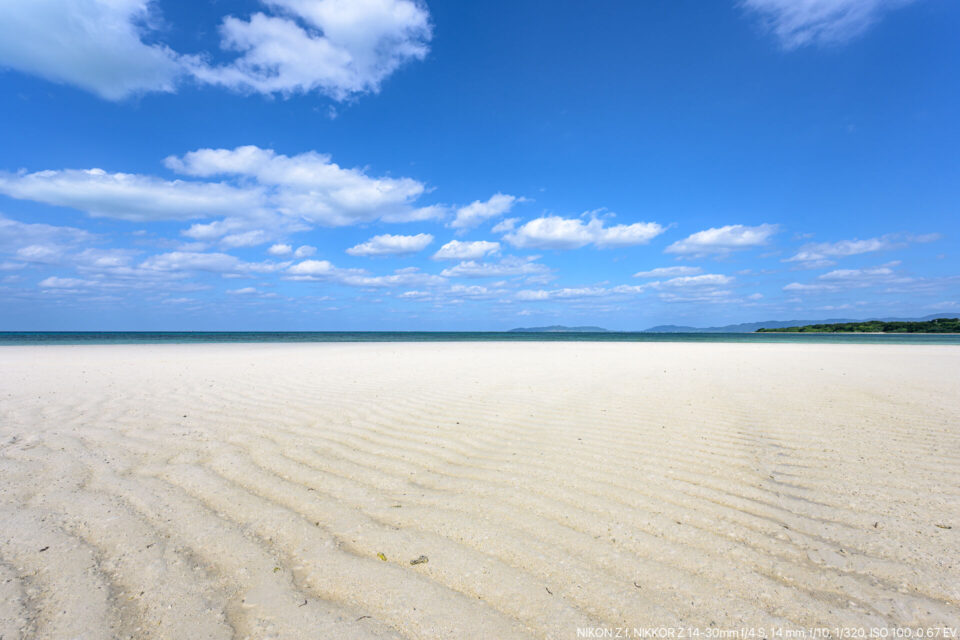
[3,330,960,345]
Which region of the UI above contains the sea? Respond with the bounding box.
[1,332,959,345]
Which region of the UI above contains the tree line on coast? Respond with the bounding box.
[756,318,960,333]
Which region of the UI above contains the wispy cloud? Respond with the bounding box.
[439,256,549,278]
[783,264,913,292]
[665,224,777,256]
[450,194,522,231]
[740,0,915,49]
[785,232,940,268]
[346,233,433,257]
[633,266,703,278]
[432,240,501,261]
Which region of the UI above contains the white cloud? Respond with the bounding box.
[1,146,451,254]
[665,224,777,256]
[661,274,733,287]
[220,230,273,248]
[294,245,317,258]
[165,145,435,226]
[633,266,702,278]
[818,266,895,281]
[786,233,940,266]
[657,289,738,304]
[226,286,258,295]
[503,215,665,250]
[513,272,733,303]
[0,168,261,222]
[346,233,433,256]
[0,0,188,100]
[287,259,350,278]
[928,301,960,311]
[492,217,519,233]
[341,266,444,288]
[268,243,293,256]
[448,284,497,298]
[0,0,431,101]
[516,287,614,301]
[38,276,93,289]
[0,214,93,254]
[193,0,431,100]
[783,264,912,292]
[439,256,549,278]
[140,251,284,275]
[286,259,443,288]
[450,193,520,230]
[740,0,915,49]
[432,240,500,260]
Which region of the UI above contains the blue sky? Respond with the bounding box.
[0,0,957,330]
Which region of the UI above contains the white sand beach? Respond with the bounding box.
[0,342,958,639]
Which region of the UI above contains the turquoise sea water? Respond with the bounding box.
[2,331,959,345]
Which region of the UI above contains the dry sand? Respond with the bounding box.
[0,342,958,639]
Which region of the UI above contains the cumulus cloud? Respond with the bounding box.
[740,0,915,49]
[193,0,431,100]
[0,0,431,101]
[439,256,549,278]
[432,240,500,261]
[665,224,777,256]
[287,259,353,279]
[633,266,702,278]
[346,233,433,256]
[268,243,293,256]
[785,233,940,267]
[165,145,436,226]
[450,194,521,230]
[0,146,448,252]
[503,215,665,250]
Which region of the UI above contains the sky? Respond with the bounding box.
[0,0,957,331]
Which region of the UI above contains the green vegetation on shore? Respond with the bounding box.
[756,318,960,333]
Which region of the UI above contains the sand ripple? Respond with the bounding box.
[1,343,958,639]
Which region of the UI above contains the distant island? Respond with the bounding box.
[757,318,960,333]
[509,325,609,333]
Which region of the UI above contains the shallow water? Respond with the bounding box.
[2,331,960,345]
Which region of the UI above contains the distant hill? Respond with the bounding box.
[642,314,955,333]
[643,319,857,333]
[508,325,609,333]
[758,318,960,333]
